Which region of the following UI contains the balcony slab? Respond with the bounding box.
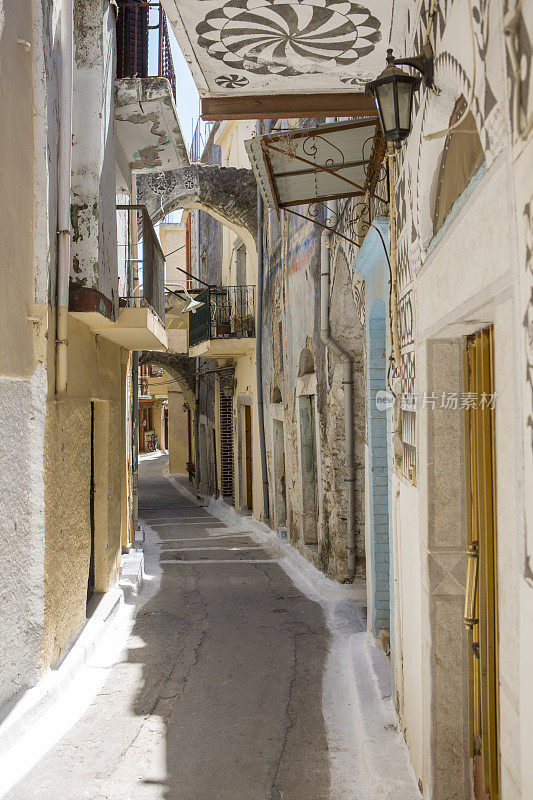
[70,307,168,351]
[115,77,189,176]
[189,337,255,359]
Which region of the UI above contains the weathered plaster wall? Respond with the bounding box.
[0,0,40,378]
[262,201,366,579]
[160,222,187,287]
[0,0,61,706]
[0,369,47,706]
[371,2,531,797]
[42,318,123,670]
[327,249,366,574]
[71,0,118,304]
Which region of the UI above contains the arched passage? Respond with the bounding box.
[137,165,258,259]
[140,351,195,410]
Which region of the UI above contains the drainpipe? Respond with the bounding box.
[132,351,139,536]
[131,179,140,539]
[194,211,201,494]
[256,120,270,521]
[320,206,356,576]
[56,0,74,394]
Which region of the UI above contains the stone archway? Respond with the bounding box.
[137,165,258,257]
[140,351,196,410]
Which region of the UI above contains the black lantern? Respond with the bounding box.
[365,44,434,144]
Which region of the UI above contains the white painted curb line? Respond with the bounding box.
[206,496,366,604]
[349,632,422,800]
[0,551,144,763]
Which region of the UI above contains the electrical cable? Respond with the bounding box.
[423,0,476,140]
[163,243,187,258]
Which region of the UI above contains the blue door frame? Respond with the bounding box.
[351,218,395,679]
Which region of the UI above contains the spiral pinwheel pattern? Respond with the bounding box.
[215,74,250,88]
[197,0,381,78]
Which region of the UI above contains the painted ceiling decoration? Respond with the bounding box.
[162,0,394,116]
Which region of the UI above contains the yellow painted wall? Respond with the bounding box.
[120,350,133,547]
[168,386,189,475]
[215,121,257,289]
[0,0,38,380]
[207,120,263,519]
[160,222,187,288]
[42,316,124,670]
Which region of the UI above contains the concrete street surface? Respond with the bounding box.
[5,455,366,800]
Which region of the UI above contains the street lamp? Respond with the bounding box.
[166,282,205,314]
[365,44,434,145]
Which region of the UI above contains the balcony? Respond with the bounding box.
[70,204,167,351]
[188,286,256,359]
[114,2,188,179]
[116,2,176,98]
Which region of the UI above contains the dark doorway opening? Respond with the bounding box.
[299,394,318,545]
[220,391,235,504]
[244,405,253,510]
[87,401,96,604]
[273,419,287,527]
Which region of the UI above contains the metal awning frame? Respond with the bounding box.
[249,119,388,248]
[261,120,386,207]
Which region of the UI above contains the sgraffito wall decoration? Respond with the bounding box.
[523,194,533,580]
[166,0,394,96]
[196,0,382,78]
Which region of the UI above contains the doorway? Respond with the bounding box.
[368,299,392,640]
[273,419,287,527]
[244,404,253,510]
[220,390,235,503]
[87,401,96,604]
[140,404,153,452]
[299,394,318,545]
[187,407,194,483]
[463,326,499,800]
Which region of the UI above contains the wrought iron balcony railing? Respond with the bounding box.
[188,286,255,348]
[117,204,165,324]
[116,1,176,99]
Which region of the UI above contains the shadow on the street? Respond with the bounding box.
[124,455,332,800]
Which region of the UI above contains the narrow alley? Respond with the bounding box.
[2,2,531,797]
[5,456,366,800]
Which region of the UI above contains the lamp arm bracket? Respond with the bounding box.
[393,41,434,88]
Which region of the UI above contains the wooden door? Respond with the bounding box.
[244,405,253,509]
[463,326,499,800]
[299,395,318,544]
[220,393,235,502]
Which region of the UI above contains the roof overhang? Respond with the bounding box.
[201,92,377,122]
[161,0,394,120]
[115,78,190,174]
[245,118,385,212]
